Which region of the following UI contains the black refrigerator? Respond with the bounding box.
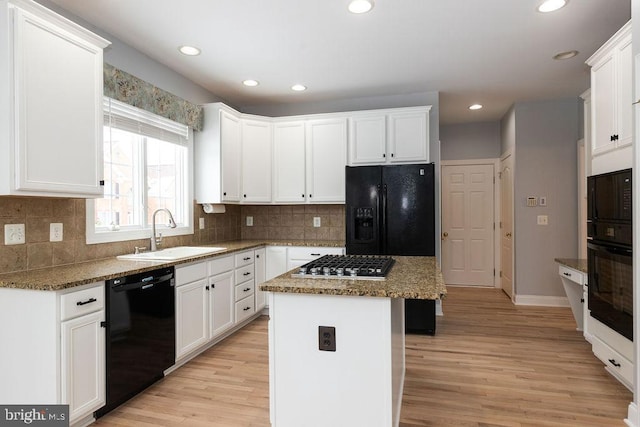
[345,163,436,334]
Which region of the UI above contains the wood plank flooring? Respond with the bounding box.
[93,287,632,426]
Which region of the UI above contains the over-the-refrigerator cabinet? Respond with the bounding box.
[345,163,437,334]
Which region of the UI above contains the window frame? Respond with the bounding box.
[86,99,194,245]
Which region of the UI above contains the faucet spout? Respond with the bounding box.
[151,208,177,251]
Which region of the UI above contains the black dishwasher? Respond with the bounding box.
[96,266,175,417]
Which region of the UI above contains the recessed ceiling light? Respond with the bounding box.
[348,0,374,14]
[553,50,579,60]
[291,84,307,92]
[243,79,259,87]
[469,104,483,110]
[178,45,201,56]
[537,0,567,13]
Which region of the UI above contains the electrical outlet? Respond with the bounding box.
[313,217,321,227]
[246,216,254,226]
[318,326,336,352]
[199,217,205,230]
[50,223,63,242]
[537,215,548,225]
[539,196,547,207]
[4,224,25,245]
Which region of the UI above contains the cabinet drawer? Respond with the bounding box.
[209,255,234,275]
[235,264,254,284]
[176,261,207,286]
[591,335,633,387]
[235,250,255,267]
[558,265,584,285]
[235,279,255,302]
[288,246,344,260]
[235,295,255,323]
[60,284,104,321]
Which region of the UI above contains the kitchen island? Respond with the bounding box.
[260,256,445,427]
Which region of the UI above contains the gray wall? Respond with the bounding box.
[35,0,221,105]
[509,98,581,297]
[500,106,516,155]
[440,121,501,161]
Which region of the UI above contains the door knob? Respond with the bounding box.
[506,232,512,238]
[442,232,448,240]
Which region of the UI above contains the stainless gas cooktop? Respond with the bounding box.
[291,255,395,281]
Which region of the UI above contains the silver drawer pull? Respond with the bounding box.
[76,298,97,306]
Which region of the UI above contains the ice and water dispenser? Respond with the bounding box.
[352,207,375,242]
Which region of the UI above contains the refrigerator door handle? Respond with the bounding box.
[381,183,388,254]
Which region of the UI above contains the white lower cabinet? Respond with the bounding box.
[589,316,634,390]
[286,246,345,270]
[255,247,267,311]
[61,310,106,423]
[0,282,106,426]
[234,250,256,322]
[175,278,209,360]
[209,270,234,337]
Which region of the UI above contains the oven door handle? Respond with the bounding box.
[587,242,632,256]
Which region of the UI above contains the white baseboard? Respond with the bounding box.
[626,402,638,427]
[514,295,569,307]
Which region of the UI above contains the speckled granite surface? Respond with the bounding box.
[0,240,344,291]
[260,256,446,300]
[555,258,588,273]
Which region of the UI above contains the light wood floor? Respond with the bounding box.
[94,287,632,426]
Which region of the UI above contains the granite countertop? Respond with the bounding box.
[260,256,446,300]
[0,239,345,291]
[555,258,588,273]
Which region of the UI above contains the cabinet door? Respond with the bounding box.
[220,110,242,202]
[209,270,235,338]
[266,246,288,280]
[387,110,429,163]
[254,248,267,311]
[61,310,105,423]
[242,119,272,202]
[273,121,306,203]
[13,7,105,196]
[175,279,209,360]
[349,115,386,164]
[591,54,617,155]
[306,118,347,203]
[615,36,633,148]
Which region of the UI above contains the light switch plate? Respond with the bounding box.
[539,196,547,207]
[199,217,205,230]
[50,223,63,242]
[5,224,25,245]
[246,216,254,227]
[313,217,321,227]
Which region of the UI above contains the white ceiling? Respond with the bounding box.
[48,0,630,124]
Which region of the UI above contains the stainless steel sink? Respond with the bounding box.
[117,246,227,261]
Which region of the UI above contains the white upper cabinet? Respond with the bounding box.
[0,0,110,197]
[587,21,632,172]
[273,121,307,203]
[241,118,272,203]
[306,118,347,203]
[348,107,430,165]
[196,103,242,203]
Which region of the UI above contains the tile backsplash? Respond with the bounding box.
[0,197,344,275]
[241,205,345,241]
[0,197,241,274]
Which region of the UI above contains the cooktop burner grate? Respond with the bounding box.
[291,254,395,280]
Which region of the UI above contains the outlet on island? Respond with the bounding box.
[318,326,336,352]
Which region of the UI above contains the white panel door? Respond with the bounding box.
[441,164,495,286]
[500,155,514,298]
[241,119,272,202]
[306,118,347,203]
[273,121,306,203]
[175,279,209,360]
[348,115,386,164]
[209,270,235,338]
[591,54,616,155]
[387,110,428,163]
[220,110,242,202]
[615,36,633,148]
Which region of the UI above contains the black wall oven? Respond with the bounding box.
[587,169,633,341]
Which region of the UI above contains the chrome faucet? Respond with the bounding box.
[151,208,177,251]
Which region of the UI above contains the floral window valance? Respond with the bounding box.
[103,63,203,131]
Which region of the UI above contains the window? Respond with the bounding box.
[87,98,193,244]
